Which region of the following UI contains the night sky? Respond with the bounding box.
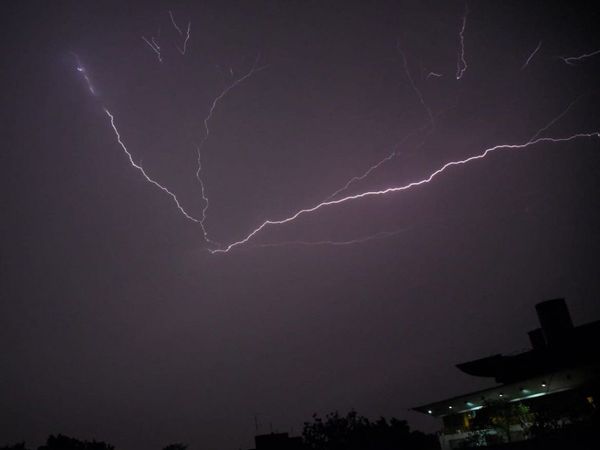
[2,1,600,449]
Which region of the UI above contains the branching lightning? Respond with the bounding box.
[529,97,581,141]
[193,55,268,238]
[324,124,430,202]
[142,36,163,63]
[195,147,219,246]
[104,109,201,223]
[73,56,202,228]
[251,229,411,249]
[73,7,599,256]
[196,148,210,224]
[169,11,191,55]
[197,54,267,158]
[72,52,97,96]
[180,22,191,55]
[168,10,184,36]
[521,41,542,70]
[325,151,398,202]
[455,3,469,80]
[323,46,442,203]
[211,131,599,254]
[397,44,434,128]
[561,49,600,65]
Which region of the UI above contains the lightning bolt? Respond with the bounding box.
[324,106,452,203]
[456,2,469,80]
[195,147,219,246]
[521,41,542,70]
[324,123,430,202]
[104,109,201,223]
[193,55,268,239]
[168,10,183,36]
[142,36,162,63]
[397,44,434,128]
[561,48,600,65]
[73,56,202,228]
[426,72,443,79]
[180,22,191,55]
[197,54,267,159]
[251,229,411,249]
[529,96,581,142]
[210,131,599,254]
[71,52,97,96]
[169,11,191,55]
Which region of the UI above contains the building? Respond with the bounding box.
[249,432,304,450]
[413,298,600,449]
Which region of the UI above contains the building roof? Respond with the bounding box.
[456,299,600,383]
[413,365,600,417]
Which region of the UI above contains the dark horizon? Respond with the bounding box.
[2,1,600,449]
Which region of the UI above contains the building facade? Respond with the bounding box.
[413,299,600,449]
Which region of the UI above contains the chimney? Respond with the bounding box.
[535,298,573,346]
[528,328,546,350]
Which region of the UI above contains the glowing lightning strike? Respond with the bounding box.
[325,150,398,202]
[455,2,469,80]
[197,54,267,156]
[193,55,268,231]
[195,147,219,246]
[529,96,581,142]
[74,56,208,241]
[324,123,430,201]
[71,52,97,96]
[169,11,191,55]
[168,10,183,36]
[397,44,434,128]
[211,132,599,254]
[323,106,451,202]
[521,41,542,70]
[561,49,600,65]
[180,22,191,55]
[104,108,201,224]
[252,229,411,249]
[142,36,163,63]
[196,148,210,223]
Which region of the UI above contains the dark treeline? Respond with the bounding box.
[0,437,187,450]
[303,411,438,450]
[1,411,438,450]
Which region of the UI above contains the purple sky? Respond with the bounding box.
[2,1,600,449]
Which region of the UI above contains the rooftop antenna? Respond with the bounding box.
[254,414,260,434]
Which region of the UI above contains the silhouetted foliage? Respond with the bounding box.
[302,410,439,450]
[162,445,188,450]
[0,443,29,450]
[466,399,533,445]
[37,435,114,450]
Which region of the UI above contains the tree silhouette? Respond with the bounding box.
[1,443,29,450]
[37,434,115,450]
[162,444,188,450]
[302,410,439,450]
